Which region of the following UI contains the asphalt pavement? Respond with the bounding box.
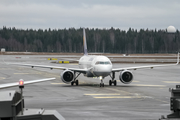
[0,54,179,120]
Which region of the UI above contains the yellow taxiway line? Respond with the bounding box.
[93,96,141,99]
[84,93,151,99]
[0,77,5,80]
[85,94,121,96]
[131,84,166,87]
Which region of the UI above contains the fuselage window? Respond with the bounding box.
[104,61,111,64]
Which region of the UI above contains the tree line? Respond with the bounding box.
[0,26,180,53]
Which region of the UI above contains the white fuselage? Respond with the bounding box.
[79,55,112,77]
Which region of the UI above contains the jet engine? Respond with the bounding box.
[119,70,133,84]
[61,70,74,83]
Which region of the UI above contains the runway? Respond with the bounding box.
[0,54,179,120]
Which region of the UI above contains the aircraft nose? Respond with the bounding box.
[97,65,112,72]
[93,65,112,77]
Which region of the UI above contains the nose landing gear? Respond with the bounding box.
[99,76,104,87]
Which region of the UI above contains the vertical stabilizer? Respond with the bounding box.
[83,28,88,55]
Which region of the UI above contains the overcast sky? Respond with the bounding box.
[0,0,180,30]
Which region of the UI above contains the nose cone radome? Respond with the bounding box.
[93,65,112,77]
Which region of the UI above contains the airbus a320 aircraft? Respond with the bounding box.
[9,28,179,87]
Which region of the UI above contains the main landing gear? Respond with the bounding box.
[71,72,81,86]
[71,80,78,86]
[109,72,117,86]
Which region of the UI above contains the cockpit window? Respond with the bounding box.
[95,61,111,65]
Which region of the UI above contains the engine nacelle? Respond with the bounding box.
[61,70,74,83]
[119,70,133,84]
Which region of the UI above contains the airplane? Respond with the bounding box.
[6,28,179,87]
[0,78,56,89]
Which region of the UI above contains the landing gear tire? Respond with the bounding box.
[114,80,117,86]
[109,80,117,86]
[76,80,79,86]
[109,80,112,86]
[100,83,104,87]
[71,80,79,86]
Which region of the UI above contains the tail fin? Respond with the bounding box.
[83,28,88,55]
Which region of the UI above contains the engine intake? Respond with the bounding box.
[61,70,74,83]
[119,70,133,84]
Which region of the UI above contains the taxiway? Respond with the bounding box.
[0,54,179,120]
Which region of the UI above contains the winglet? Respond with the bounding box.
[176,52,179,65]
[83,28,88,55]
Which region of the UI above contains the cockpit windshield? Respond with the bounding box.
[95,61,111,65]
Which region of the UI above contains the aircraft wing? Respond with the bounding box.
[0,78,56,89]
[6,62,67,70]
[6,62,88,73]
[112,63,178,72]
[112,53,179,72]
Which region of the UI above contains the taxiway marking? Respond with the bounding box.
[131,84,166,87]
[106,87,132,95]
[85,94,121,96]
[163,81,180,83]
[85,93,152,99]
[0,77,5,80]
[93,96,141,99]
